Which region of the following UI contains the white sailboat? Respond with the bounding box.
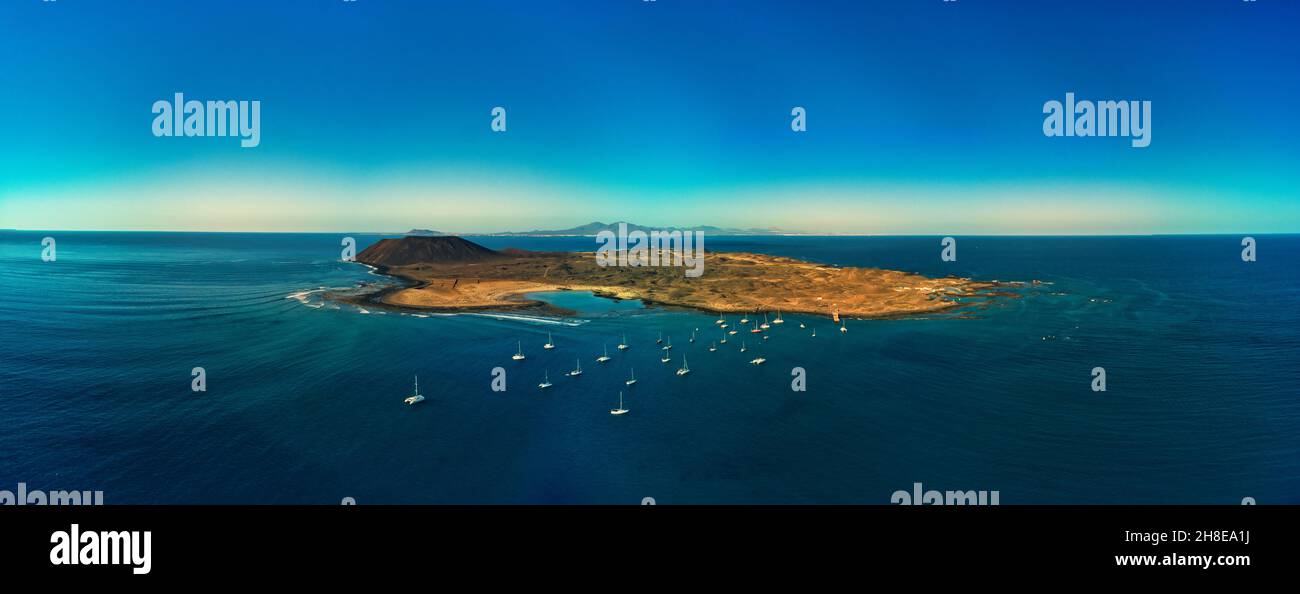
[709,342,717,352]
[656,332,663,344]
[715,313,724,325]
[799,322,806,329]
[720,317,728,329]
[617,333,628,350]
[676,354,690,376]
[840,319,847,333]
[773,310,784,324]
[811,328,816,337]
[740,340,747,353]
[597,343,611,363]
[539,370,553,389]
[663,335,672,351]
[569,358,583,377]
[660,351,671,363]
[760,313,770,329]
[626,368,637,386]
[740,313,749,324]
[610,391,628,415]
[749,355,766,365]
[511,341,525,361]
[403,375,425,405]
[543,332,555,350]
[689,331,695,343]
[720,332,728,344]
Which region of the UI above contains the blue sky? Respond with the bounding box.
[1,0,1297,233]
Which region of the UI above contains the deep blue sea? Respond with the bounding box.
[1,232,1297,504]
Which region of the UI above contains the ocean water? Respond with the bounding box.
[1,231,1297,504]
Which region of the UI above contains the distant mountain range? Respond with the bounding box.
[486,221,791,236]
[395,222,795,236]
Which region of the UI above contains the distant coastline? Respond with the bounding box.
[393,221,805,238]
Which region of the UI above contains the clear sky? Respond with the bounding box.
[1,0,1297,234]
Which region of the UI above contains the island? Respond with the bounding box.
[349,236,1014,318]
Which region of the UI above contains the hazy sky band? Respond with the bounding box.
[1,0,1296,233]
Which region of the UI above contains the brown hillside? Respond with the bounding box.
[357,236,503,267]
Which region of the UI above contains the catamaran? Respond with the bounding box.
[597,344,611,363]
[663,335,672,351]
[676,354,690,376]
[610,391,628,415]
[569,358,583,377]
[750,321,762,334]
[773,311,784,324]
[543,332,555,350]
[740,313,749,324]
[715,313,724,325]
[539,370,553,389]
[512,341,526,361]
[749,355,766,365]
[403,375,425,405]
[626,368,637,386]
[617,333,628,350]
[799,322,806,329]
[720,317,728,329]
[660,351,671,363]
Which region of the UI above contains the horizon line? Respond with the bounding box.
[4,228,1296,238]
